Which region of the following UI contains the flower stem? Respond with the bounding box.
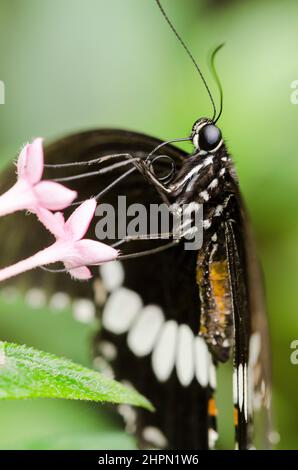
[0,243,65,282]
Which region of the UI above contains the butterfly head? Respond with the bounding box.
[191,118,223,153]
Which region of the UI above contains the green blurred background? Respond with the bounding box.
[0,0,297,450]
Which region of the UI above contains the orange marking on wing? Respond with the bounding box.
[208,398,217,417]
[234,406,239,427]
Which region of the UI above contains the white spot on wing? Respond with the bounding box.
[73,298,96,323]
[98,341,117,361]
[176,324,195,387]
[194,336,209,387]
[93,278,107,306]
[233,368,238,404]
[253,393,262,411]
[102,287,142,334]
[127,305,164,357]
[208,428,219,449]
[25,288,46,308]
[268,430,280,445]
[209,356,217,389]
[93,356,114,379]
[49,292,70,310]
[100,260,124,292]
[238,363,244,411]
[247,363,253,416]
[244,363,248,421]
[118,404,137,434]
[249,332,261,366]
[142,426,168,449]
[152,320,178,382]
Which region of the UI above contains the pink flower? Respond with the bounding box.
[0,138,77,217]
[0,199,118,281]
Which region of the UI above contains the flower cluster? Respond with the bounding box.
[0,139,118,282]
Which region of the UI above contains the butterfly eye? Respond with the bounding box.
[198,124,222,152]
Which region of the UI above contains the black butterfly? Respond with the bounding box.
[0,0,272,451]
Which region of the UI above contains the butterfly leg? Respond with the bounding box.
[114,225,196,260]
[113,208,200,245]
[88,153,179,205]
[131,159,173,195]
[119,239,180,259]
[52,156,142,183]
[92,155,174,206]
[113,232,175,247]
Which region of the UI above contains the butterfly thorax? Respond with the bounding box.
[166,142,237,363]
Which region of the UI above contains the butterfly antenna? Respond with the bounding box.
[155,0,217,121]
[211,43,225,123]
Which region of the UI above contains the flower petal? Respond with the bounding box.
[36,208,66,239]
[17,144,30,179]
[0,180,36,217]
[0,242,66,282]
[65,199,96,241]
[17,138,44,184]
[34,181,77,211]
[75,239,118,265]
[67,266,92,280]
[54,211,65,225]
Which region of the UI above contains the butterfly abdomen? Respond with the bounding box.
[197,227,233,363]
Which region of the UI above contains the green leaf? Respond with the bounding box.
[0,341,153,411]
[19,431,137,450]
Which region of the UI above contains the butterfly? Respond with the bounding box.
[0,0,272,451]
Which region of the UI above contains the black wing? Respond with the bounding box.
[225,189,272,450]
[0,129,214,450]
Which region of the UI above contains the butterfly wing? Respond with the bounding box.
[224,188,272,449]
[96,244,218,450]
[0,129,213,449]
[0,129,271,450]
